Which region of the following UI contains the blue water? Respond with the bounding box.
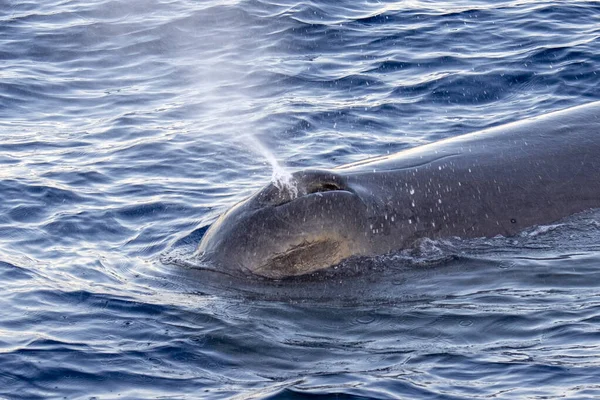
[2,0,600,398]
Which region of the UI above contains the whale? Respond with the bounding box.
[197,101,600,279]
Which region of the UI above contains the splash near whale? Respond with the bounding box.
[197,102,600,279]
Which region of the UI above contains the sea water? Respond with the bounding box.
[1,0,600,398]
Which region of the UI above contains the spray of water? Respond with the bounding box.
[175,4,298,199]
[243,135,298,198]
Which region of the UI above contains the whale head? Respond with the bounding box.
[197,170,371,279]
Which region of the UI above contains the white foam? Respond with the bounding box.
[271,165,298,199]
[242,134,298,198]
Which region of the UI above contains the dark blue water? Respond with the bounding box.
[2,0,600,398]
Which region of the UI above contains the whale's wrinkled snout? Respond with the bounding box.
[197,170,369,279]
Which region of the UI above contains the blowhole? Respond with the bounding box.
[308,182,343,194]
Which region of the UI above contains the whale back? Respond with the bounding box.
[331,101,600,252]
[336,101,600,174]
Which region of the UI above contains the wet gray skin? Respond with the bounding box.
[198,101,600,279]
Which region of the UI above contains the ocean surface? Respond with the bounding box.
[2,0,600,398]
